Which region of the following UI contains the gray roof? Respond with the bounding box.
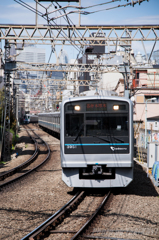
[147,116,159,121]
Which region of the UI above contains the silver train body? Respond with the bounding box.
[38,112,60,137]
[23,114,38,124]
[39,95,134,188]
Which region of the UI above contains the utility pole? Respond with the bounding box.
[2,40,12,161]
[1,39,16,161]
[16,87,19,135]
[36,0,38,26]
[78,0,81,26]
[13,78,21,135]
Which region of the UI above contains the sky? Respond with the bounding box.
[0,0,159,62]
[0,0,159,25]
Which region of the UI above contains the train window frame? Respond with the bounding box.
[64,100,130,138]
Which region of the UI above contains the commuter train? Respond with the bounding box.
[38,95,134,188]
[38,112,60,138]
[23,114,38,124]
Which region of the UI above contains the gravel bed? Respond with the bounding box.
[0,125,73,240]
[0,124,159,240]
[86,162,159,240]
[48,192,107,240]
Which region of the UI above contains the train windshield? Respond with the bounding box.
[65,113,128,137]
[86,113,128,137]
[66,114,84,137]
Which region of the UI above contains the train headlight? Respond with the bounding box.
[74,105,80,111]
[113,105,119,110]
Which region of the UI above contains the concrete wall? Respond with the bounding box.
[133,102,159,122]
[100,72,123,91]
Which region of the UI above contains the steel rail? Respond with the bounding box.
[0,126,50,189]
[71,191,111,240]
[21,191,85,240]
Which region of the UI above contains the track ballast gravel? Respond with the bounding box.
[0,124,159,240]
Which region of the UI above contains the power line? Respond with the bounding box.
[39,0,150,21]
[41,0,149,17]
[51,2,87,62]
[14,0,88,70]
[14,0,81,54]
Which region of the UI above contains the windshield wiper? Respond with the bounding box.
[93,135,124,143]
[73,124,84,142]
[110,136,124,143]
[93,136,111,143]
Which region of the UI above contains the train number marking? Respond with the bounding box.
[67,145,77,149]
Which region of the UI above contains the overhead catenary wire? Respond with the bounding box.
[39,0,150,21]
[13,0,151,99]
[14,0,89,72]
[41,0,121,16]
[41,0,148,17]
[14,0,82,54]
[38,0,86,59]
[15,0,86,91]
[13,0,84,102]
[51,2,88,64]
[13,0,150,62]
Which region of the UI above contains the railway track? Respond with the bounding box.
[0,125,50,189]
[21,190,111,240]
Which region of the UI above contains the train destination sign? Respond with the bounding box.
[86,103,107,111]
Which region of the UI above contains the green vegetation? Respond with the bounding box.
[0,161,7,165]
[10,129,19,146]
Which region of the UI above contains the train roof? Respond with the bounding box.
[26,114,38,116]
[62,95,132,105]
[38,111,60,116]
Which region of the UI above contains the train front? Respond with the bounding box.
[60,96,133,188]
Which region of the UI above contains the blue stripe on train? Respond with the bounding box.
[65,143,129,146]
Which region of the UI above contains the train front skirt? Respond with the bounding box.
[62,166,133,188]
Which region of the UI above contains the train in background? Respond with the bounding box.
[23,114,38,124]
[38,112,60,138]
[38,93,134,188]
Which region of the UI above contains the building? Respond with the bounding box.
[16,45,45,76]
[12,45,46,113]
[100,54,124,91]
[14,45,45,64]
[114,63,159,147]
[10,44,46,94]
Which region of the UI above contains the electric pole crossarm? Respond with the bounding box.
[0,25,159,44]
[16,62,122,73]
